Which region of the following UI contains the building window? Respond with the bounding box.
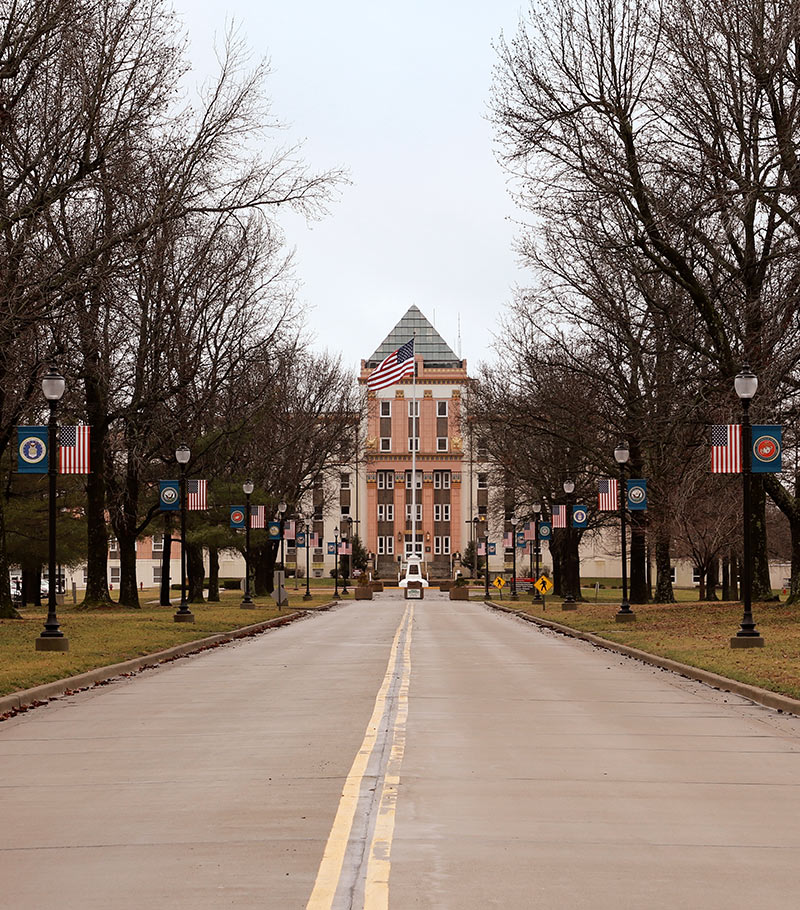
[693,567,701,584]
[434,503,451,522]
[437,400,448,417]
[434,536,451,555]
[478,505,488,516]
[108,538,119,556]
[378,536,395,555]
[408,437,420,452]
[377,503,394,522]
[110,566,120,583]
[82,567,88,584]
[153,566,162,583]
[433,470,451,489]
[436,437,448,452]
[340,473,350,489]
[380,437,392,452]
[477,473,489,489]
[152,534,164,552]
[405,470,422,489]
[408,400,420,417]
[380,400,391,417]
[477,438,489,459]
[405,503,423,522]
[377,470,395,490]
[341,505,351,516]
[670,567,676,584]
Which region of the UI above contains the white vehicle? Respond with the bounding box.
[398,555,429,588]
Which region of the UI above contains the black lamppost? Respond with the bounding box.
[333,526,340,599]
[510,515,519,600]
[562,479,577,609]
[531,501,542,603]
[731,366,764,647]
[241,479,254,609]
[278,499,287,569]
[173,444,194,623]
[341,516,352,595]
[303,516,312,601]
[483,521,490,599]
[614,443,636,622]
[36,368,69,652]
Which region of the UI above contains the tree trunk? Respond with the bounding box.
[116,531,140,607]
[254,542,279,595]
[207,546,220,602]
[629,512,648,603]
[82,368,112,607]
[730,550,739,600]
[706,558,718,601]
[751,476,776,601]
[187,542,205,603]
[653,531,675,604]
[698,571,706,601]
[0,498,20,618]
[645,544,653,601]
[160,515,172,606]
[787,511,800,605]
[551,535,563,597]
[22,568,43,607]
[721,556,730,601]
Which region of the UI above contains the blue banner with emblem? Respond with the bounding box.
[538,521,552,543]
[17,426,48,473]
[230,506,245,528]
[295,531,306,547]
[267,521,281,540]
[159,480,180,510]
[751,425,782,473]
[516,531,526,548]
[627,479,647,510]
[572,505,588,528]
[327,542,335,555]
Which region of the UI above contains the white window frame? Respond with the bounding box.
[670,567,676,584]
[437,400,448,417]
[108,537,119,554]
[692,567,701,584]
[152,534,164,552]
[408,400,420,417]
[377,470,395,490]
[377,503,395,522]
[436,437,448,452]
[110,566,120,583]
[341,505,350,516]
[434,536,451,555]
[380,437,392,452]
[153,566,162,583]
[380,400,391,418]
[340,473,350,490]
[477,473,489,489]
[434,503,451,522]
[408,437,420,453]
[386,536,394,555]
[378,536,385,554]
[433,471,451,489]
[405,470,422,489]
[405,503,423,522]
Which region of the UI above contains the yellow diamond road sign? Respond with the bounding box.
[534,575,553,595]
[493,576,506,589]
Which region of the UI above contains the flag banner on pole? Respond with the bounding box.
[338,542,352,555]
[59,425,90,474]
[295,531,307,547]
[159,480,180,511]
[552,505,567,528]
[572,505,588,528]
[367,339,415,390]
[751,425,782,473]
[598,477,618,511]
[284,519,296,540]
[310,533,320,548]
[627,479,648,510]
[516,532,527,548]
[488,542,496,556]
[17,426,49,473]
[477,541,485,556]
[523,521,536,541]
[268,522,281,541]
[187,479,207,510]
[250,505,266,528]
[503,532,512,548]
[327,542,336,555]
[538,521,552,542]
[711,424,742,473]
[230,506,245,528]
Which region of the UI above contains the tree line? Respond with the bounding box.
[471,0,800,603]
[0,0,358,618]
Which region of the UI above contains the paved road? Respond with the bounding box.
[2,593,800,909]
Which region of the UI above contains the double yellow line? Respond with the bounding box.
[306,603,414,910]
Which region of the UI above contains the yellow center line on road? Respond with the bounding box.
[363,602,413,909]
[306,603,414,910]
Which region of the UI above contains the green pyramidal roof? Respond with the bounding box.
[367,305,462,367]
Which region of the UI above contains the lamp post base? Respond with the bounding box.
[561,602,578,611]
[730,635,764,648]
[36,636,69,652]
[174,611,195,623]
[302,593,313,601]
[240,599,255,609]
[511,593,519,601]
[615,609,636,622]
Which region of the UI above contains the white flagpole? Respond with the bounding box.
[411,331,417,562]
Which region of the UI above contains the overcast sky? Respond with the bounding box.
[171,0,531,373]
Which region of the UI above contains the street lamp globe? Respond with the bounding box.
[734,365,758,400]
[243,479,254,496]
[614,442,630,464]
[510,516,518,527]
[563,479,575,495]
[533,501,542,514]
[41,369,66,401]
[278,500,287,515]
[175,444,190,464]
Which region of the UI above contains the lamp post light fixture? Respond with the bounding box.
[531,501,542,603]
[333,526,340,599]
[562,479,577,609]
[303,515,313,601]
[510,516,519,600]
[241,480,255,609]
[36,368,69,652]
[173,444,194,622]
[614,443,636,622]
[731,366,764,647]
[341,516,352,595]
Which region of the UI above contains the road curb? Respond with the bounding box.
[485,601,800,717]
[1,603,339,720]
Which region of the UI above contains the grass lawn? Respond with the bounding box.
[0,586,343,698]
[502,594,800,701]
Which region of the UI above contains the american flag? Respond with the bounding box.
[338,541,352,555]
[552,505,567,528]
[598,478,618,511]
[524,521,536,541]
[367,340,415,391]
[284,519,296,540]
[711,425,742,473]
[503,532,512,548]
[310,532,320,548]
[187,479,207,510]
[59,425,90,474]
[477,541,486,556]
[250,505,266,528]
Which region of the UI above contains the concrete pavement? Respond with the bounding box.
[1,592,799,908]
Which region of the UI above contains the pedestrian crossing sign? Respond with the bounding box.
[493,576,506,589]
[534,575,553,595]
